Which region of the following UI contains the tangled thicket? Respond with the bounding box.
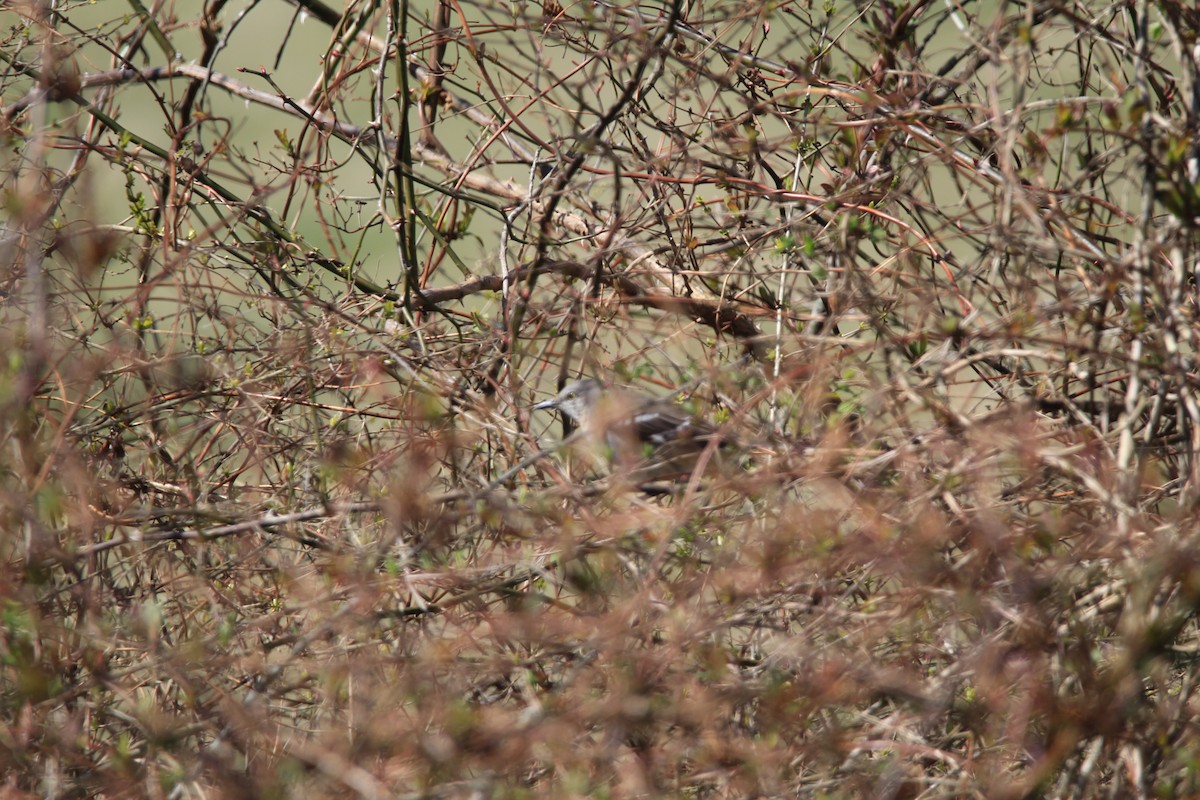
[4,0,1200,797]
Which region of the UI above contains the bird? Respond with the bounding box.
[532,378,731,481]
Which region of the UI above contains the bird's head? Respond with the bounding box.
[533,378,603,424]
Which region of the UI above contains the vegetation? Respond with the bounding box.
[3,0,1200,796]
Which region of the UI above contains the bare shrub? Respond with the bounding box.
[3,0,1200,796]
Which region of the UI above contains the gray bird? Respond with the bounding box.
[533,378,729,479]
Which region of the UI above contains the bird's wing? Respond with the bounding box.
[630,401,719,446]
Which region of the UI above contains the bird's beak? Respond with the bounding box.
[532,398,558,411]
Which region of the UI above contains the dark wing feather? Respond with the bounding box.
[629,401,722,447]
